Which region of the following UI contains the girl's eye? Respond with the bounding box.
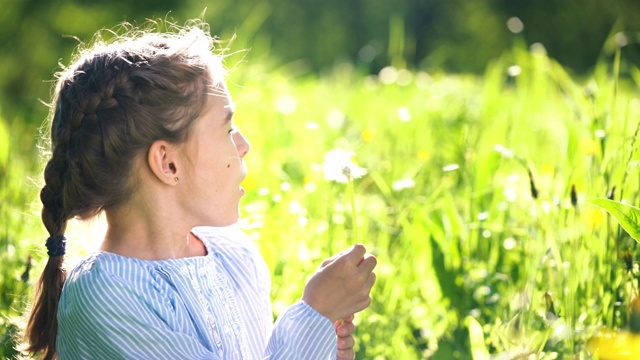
[229,127,238,134]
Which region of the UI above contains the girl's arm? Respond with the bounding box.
[264,244,376,360]
[264,300,337,359]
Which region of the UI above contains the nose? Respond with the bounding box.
[233,130,251,158]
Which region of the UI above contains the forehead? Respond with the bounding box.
[202,83,234,124]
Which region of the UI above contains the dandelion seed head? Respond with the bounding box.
[342,166,351,178]
[280,182,291,192]
[397,69,413,86]
[323,149,367,183]
[503,186,517,202]
[530,42,547,55]
[503,237,517,250]
[288,200,302,214]
[326,108,346,129]
[507,65,522,77]
[332,213,346,225]
[474,286,492,299]
[379,66,398,84]
[507,17,524,33]
[7,244,15,257]
[615,32,629,47]
[303,181,317,193]
[275,95,297,115]
[398,107,412,122]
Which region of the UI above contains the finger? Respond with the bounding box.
[345,244,367,264]
[321,257,337,268]
[321,246,352,268]
[337,321,356,337]
[357,254,377,274]
[336,348,355,360]
[354,296,372,314]
[334,314,354,331]
[337,334,355,349]
[364,272,377,292]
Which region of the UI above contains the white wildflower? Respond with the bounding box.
[443,163,460,172]
[323,149,367,183]
[494,144,515,158]
[391,178,416,191]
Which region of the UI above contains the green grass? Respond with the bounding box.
[3,44,640,358]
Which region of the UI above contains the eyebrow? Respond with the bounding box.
[224,109,234,124]
[223,102,236,124]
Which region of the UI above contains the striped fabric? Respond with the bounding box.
[57,225,337,359]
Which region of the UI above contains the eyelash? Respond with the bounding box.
[229,127,238,134]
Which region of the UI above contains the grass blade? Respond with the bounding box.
[589,198,640,243]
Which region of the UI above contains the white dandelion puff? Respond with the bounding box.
[275,96,297,115]
[323,149,367,183]
[397,107,411,122]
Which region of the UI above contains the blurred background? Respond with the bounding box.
[2,0,640,127]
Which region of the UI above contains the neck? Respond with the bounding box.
[102,201,206,260]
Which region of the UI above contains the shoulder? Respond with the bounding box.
[64,252,161,294]
[60,252,172,319]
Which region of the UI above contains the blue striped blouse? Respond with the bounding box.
[57,225,337,359]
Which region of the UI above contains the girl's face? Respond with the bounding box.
[178,81,251,226]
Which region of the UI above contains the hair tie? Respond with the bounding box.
[46,236,67,257]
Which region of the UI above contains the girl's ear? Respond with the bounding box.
[147,140,180,186]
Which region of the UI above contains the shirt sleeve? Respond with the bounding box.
[264,300,338,360]
[56,262,217,360]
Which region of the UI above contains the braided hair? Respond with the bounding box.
[25,21,224,359]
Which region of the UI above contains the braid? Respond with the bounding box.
[26,147,70,359]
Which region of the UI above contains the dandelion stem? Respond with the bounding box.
[348,176,358,242]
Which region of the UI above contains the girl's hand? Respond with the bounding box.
[302,244,377,323]
[335,315,356,360]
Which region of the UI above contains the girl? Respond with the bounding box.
[25,20,376,360]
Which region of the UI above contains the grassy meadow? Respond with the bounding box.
[2,43,640,359]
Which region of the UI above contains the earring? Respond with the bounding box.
[174,176,180,182]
